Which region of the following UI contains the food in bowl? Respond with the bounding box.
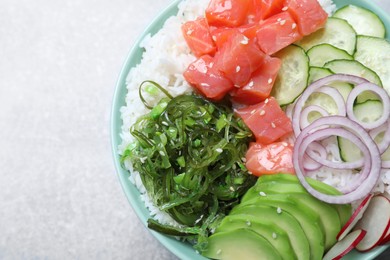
[117,0,390,258]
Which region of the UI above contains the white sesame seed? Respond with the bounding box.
[236,66,241,72]
[292,23,297,29]
[277,18,282,22]
[277,207,282,214]
[259,110,265,116]
[280,20,286,26]
[241,157,247,162]
[209,62,214,68]
[265,98,269,104]
[271,122,276,128]
[216,148,223,153]
[248,171,253,175]
[248,81,254,87]
[259,191,266,197]
[240,36,249,45]
[268,78,273,84]
[212,35,217,41]
[162,121,169,126]
[159,151,165,156]
[246,220,251,226]
[282,142,288,147]
[187,29,193,35]
[250,109,256,115]
[217,249,222,255]
[272,232,277,239]
[229,186,235,192]
[282,6,288,11]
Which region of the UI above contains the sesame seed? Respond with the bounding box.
[187,29,193,35]
[250,109,256,115]
[216,148,223,153]
[271,122,276,128]
[240,36,249,45]
[272,232,277,239]
[159,151,165,156]
[246,220,251,226]
[280,20,286,26]
[212,35,217,41]
[277,207,282,214]
[277,18,282,22]
[248,81,254,87]
[236,66,241,72]
[282,142,288,147]
[259,191,266,197]
[217,249,222,255]
[248,171,253,175]
[162,121,169,126]
[209,62,214,68]
[241,157,247,162]
[229,186,235,192]
[265,98,269,104]
[292,23,297,29]
[268,78,273,84]
[282,6,289,11]
[259,110,265,116]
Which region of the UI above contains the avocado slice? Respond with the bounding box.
[306,178,352,226]
[241,182,307,203]
[288,193,340,250]
[241,195,325,260]
[216,215,296,260]
[202,228,282,260]
[230,204,311,260]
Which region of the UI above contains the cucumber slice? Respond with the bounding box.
[309,67,353,101]
[375,132,390,162]
[354,35,390,97]
[307,44,353,67]
[324,59,382,103]
[338,100,383,162]
[271,45,309,106]
[333,5,386,38]
[296,17,357,55]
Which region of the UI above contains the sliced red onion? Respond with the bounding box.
[300,105,329,130]
[346,82,390,130]
[293,116,381,204]
[292,74,367,136]
[303,142,327,171]
[369,120,390,155]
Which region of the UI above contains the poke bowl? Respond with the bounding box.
[111,0,390,259]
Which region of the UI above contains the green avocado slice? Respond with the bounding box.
[215,215,296,260]
[230,204,311,260]
[240,195,325,260]
[202,228,282,260]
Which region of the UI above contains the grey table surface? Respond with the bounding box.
[0,0,389,259]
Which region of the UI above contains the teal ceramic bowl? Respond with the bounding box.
[111,0,390,259]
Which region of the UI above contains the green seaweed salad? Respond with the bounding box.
[121,81,256,247]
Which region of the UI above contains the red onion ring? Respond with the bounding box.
[293,116,381,204]
[292,74,368,136]
[303,142,327,171]
[346,82,390,130]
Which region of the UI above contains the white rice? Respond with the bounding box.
[119,0,386,224]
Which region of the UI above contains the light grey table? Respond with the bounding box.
[0,1,388,259]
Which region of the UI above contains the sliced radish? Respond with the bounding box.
[379,226,390,245]
[323,229,366,260]
[337,193,374,241]
[354,195,390,252]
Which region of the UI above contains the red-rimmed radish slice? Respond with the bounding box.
[336,193,374,241]
[354,195,390,252]
[379,227,390,245]
[323,229,366,260]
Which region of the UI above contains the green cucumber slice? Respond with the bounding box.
[324,59,382,103]
[271,45,309,106]
[296,17,357,55]
[333,5,386,38]
[339,100,384,162]
[307,44,353,67]
[354,35,390,97]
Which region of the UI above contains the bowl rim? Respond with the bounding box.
[110,0,390,259]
